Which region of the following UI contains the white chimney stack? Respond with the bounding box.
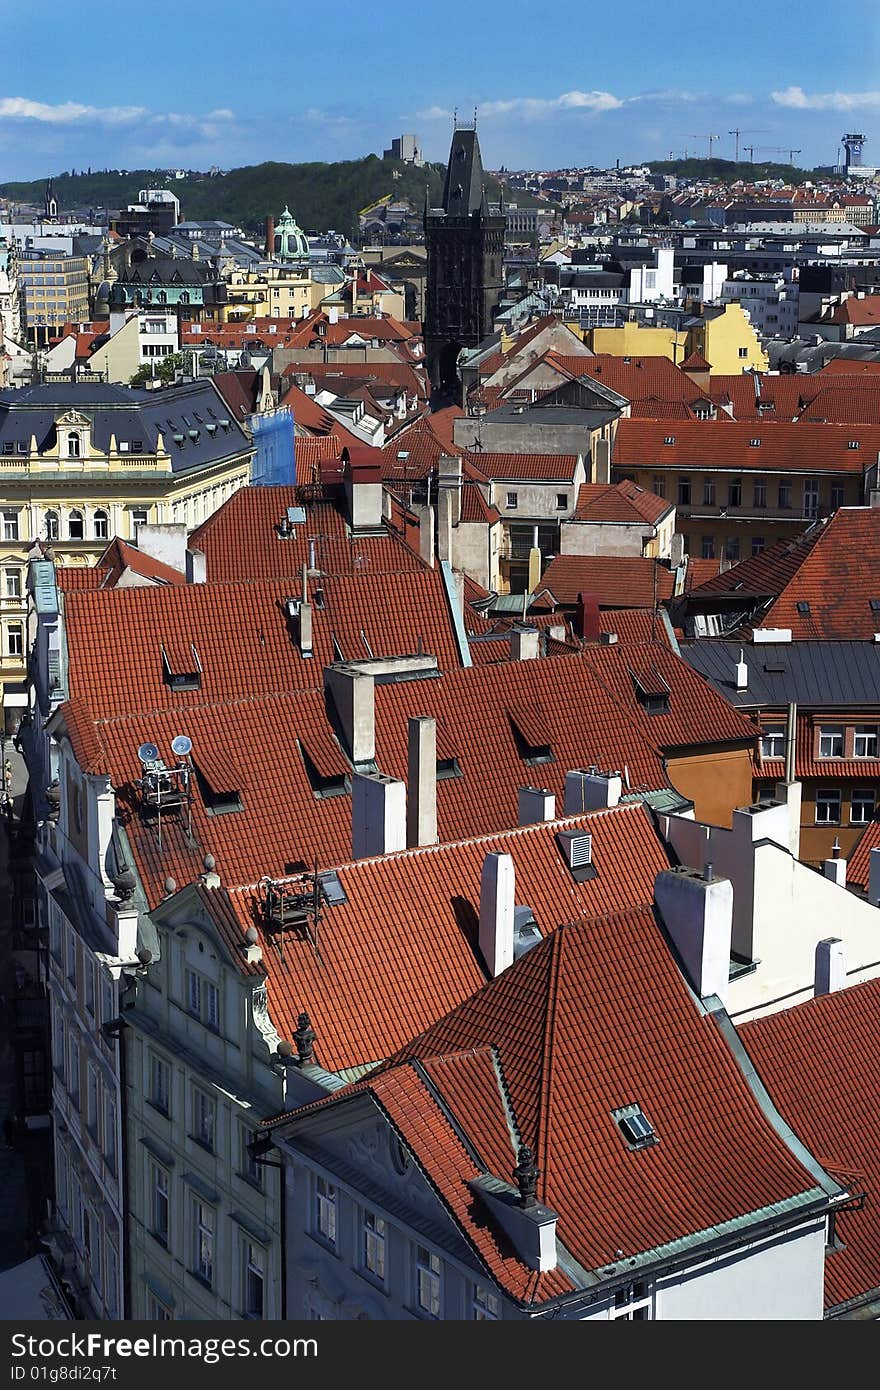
[517,786,556,825]
[654,866,733,1004]
[823,839,846,887]
[869,847,880,906]
[479,852,515,978]
[564,768,622,815]
[407,716,438,848]
[352,772,406,860]
[735,649,748,691]
[814,937,846,996]
[510,628,540,662]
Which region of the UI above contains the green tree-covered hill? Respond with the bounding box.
[0,157,551,239]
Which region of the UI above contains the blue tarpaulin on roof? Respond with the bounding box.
[250,405,294,486]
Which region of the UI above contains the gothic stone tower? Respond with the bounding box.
[424,125,505,389]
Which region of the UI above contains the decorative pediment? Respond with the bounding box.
[55,409,92,429]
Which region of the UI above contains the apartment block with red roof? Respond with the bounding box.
[613,418,879,563]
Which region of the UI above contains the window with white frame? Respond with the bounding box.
[4,568,20,598]
[93,509,109,540]
[243,1241,265,1318]
[7,623,23,657]
[66,1031,79,1103]
[150,1162,169,1244]
[816,789,842,825]
[315,1176,337,1245]
[473,1284,501,1319]
[506,492,518,509]
[68,509,84,540]
[191,1087,215,1151]
[192,1199,214,1286]
[854,726,878,759]
[205,981,220,1033]
[103,1092,116,1174]
[415,1245,442,1318]
[85,959,96,1016]
[819,726,844,758]
[610,1280,652,1320]
[761,728,785,760]
[363,1210,386,1282]
[2,510,19,541]
[150,1053,170,1115]
[851,788,876,824]
[86,1064,99,1139]
[186,969,201,1019]
[104,1244,118,1318]
[240,1124,262,1188]
[148,1294,172,1321]
[803,477,819,519]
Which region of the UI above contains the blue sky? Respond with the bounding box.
[0,0,878,179]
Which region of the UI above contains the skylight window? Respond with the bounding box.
[613,1104,657,1151]
[663,435,675,445]
[796,601,811,614]
[749,438,761,447]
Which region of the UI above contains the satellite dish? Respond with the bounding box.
[171,734,193,758]
[137,742,160,765]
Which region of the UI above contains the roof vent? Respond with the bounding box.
[556,828,597,882]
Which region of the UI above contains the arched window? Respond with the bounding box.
[45,510,59,542]
[93,509,109,540]
[68,510,84,541]
[179,291,190,305]
[66,432,80,459]
[157,291,167,305]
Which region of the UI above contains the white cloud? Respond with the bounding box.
[0,96,146,125]
[478,90,624,119]
[771,85,880,111]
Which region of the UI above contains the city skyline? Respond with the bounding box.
[0,0,878,181]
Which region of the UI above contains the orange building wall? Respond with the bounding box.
[666,744,756,827]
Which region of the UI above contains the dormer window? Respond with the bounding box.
[613,1103,657,1150]
[663,435,675,445]
[848,440,860,449]
[67,432,81,459]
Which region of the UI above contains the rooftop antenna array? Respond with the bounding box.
[135,735,193,851]
[257,863,323,964]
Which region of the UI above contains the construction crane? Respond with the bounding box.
[743,145,757,162]
[680,133,722,159]
[728,128,768,162]
[756,146,795,160]
[787,148,802,164]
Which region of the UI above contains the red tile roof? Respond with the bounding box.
[614,418,880,473]
[571,480,671,525]
[231,804,671,1077]
[820,359,880,377]
[688,526,821,598]
[822,297,880,327]
[681,350,712,372]
[472,452,582,482]
[540,554,677,608]
[847,818,880,891]
[558,354,702,403]
[283,359,428,401]
[278,904,825,1305]
[97,538,186,587]
[55,565,110,591]
[188,486,422,583]
[739,980,880,1311]
[62,566,464,717]
[758,508,880,640]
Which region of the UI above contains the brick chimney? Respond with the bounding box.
[265,215,275,258]
[574,591,600,642]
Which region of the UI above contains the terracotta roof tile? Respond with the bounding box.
[759,508,880,640]
[188,486,422,583]
[97,538,186,587]
[848,818,880,891]
[615,418,880,473]
[571,480,671,525]
[281,904,824,1304]
[740,980,880,1310]
[540,554,676,608]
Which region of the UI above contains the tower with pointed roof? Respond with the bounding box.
[424,122,505,389]
[272,206,309,265]
[44,177,58,222]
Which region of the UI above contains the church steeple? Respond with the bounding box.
[441,126,488,217]
[44,177,57,222]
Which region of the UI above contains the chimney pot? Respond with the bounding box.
[352,771,406,860]
[814,937,846,995]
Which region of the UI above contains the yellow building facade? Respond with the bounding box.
[0,380,254,721]
[585,303,768,374]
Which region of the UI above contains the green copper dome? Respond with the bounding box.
[273,205,309,264]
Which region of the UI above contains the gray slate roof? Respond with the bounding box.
[682,640,880,708]
[0,380,251,474]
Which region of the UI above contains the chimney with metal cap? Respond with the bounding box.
[823,838,847,887]
[510,627,540,661]
[479,852,515,977]
[814,938,846,996]
[564,768,622,814]
[407,716,438,848]
[518,787,556,825]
